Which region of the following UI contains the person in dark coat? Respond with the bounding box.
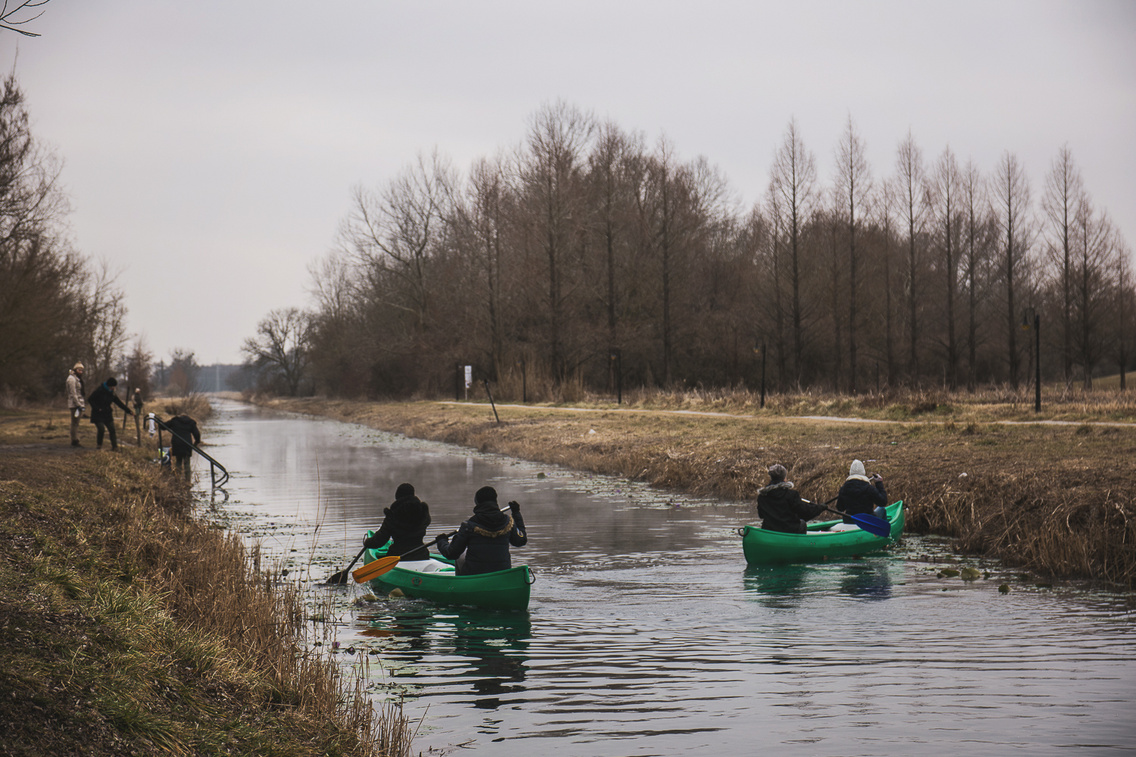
[164,414,201,480]
[835,459,888,523]
[87,377,133,450]
[437,486,527,575]
[757,463,825,533]
[363,483,432,557]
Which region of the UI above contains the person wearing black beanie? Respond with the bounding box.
[437,485,527,575]
[363,482,432,556]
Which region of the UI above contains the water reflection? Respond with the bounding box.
[359,606,532,710]
[744,559,895,607]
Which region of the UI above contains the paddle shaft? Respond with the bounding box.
[328,546,367,584]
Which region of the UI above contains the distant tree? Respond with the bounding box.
[1070,202,1115,388]
[768,118,819,385]
[959,160,997,390]
[993,152,1035,388]
[895,132,928,382]
[166,349,199,397]
[929,146,964,387]
[241,308,311,395]
[833,116,872,392]
[1041,145,1085,388]
[123,338,153,401]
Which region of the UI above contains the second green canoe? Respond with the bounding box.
[740,500,905,565]
[362,538,533,611]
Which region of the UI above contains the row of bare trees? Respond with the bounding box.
[286,103,1132,400]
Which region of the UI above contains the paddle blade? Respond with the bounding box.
[849,512,892,537]
[352,555,400,583]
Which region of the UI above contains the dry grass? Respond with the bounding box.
[0,409,411,756]
[263,391,1136,588]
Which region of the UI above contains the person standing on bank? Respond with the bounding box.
[362,483,432,557]
[164,414,201,481]
[836,459,888,523]
[757,463,826,533]
[131,388,144,446]
[66,363,86,447]
[87,377,133,450]
[437,486,527,575]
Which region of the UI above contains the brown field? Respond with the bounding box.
[258,389,1136,588]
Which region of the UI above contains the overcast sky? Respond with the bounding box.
[6,0,1135,366]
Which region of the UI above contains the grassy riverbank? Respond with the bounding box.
[0,409,411,756]
[256,391,1136,588]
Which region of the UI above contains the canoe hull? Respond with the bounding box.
[741,500,905,565]
[362,542,531,611]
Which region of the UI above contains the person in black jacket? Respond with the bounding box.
[437,486,527,575]
[757,463,825,534]
[87,377,133,450]
[835,459,888,523]
[164,415,201,480]
[363,483,432,557]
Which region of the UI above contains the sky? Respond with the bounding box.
[5,0,1135,366]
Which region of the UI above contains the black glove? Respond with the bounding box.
[363,533,383,549]
[508,500,521,515]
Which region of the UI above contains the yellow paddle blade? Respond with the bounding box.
[352,555,400,583]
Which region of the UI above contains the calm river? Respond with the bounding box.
[198,400,1134,756]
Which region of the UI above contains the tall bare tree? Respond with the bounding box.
[1042,145,1085,388]
[959,160,996,390]
[895,132,928,382]
[241,308,312,395]
[993,152,1034,388]
[929,146,963,387]
[834,116,872,391]
[768,119,818,384]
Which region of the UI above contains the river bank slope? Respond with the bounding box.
[0,409,409,756]
[257,396,1135,588]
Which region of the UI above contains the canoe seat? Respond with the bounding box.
[400,559,456,573]
[827,523,861,532]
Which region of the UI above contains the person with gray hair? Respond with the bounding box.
[756,463,825,533]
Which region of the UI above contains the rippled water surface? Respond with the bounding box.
[201,401,1135,755]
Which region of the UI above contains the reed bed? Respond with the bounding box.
[0,421,411,756]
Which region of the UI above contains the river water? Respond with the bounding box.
[198,400,1135,756]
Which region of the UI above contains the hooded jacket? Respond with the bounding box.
[836,459,887,522]
[757,480,825,534]
[364,493,432,556]
[165,415,201,455]
[437,495,527,575]
[88,382,130,425]
[66,369,85,411]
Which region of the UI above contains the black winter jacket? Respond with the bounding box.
[437,503,527,575]
[364,495,432,556]
[88,383,130,425]
[757,482,826,534]
[164,415,201,455]
[835,478,887,522]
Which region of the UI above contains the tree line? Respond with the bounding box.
[260,102,1132,400]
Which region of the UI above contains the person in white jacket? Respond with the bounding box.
[66,363,85,447]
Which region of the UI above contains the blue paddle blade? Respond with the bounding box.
[850,512,892,537]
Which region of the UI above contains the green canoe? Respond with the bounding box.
[740,500,905,565]
[362,537,533,611]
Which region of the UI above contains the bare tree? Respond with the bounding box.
[1071,202,1115,387]
[929,146,963,387]
[959,160,996,390]
[518,101,595,381]
[167,349,199,397]
[993,152,1034,388]
[895,132,928,382]
[834,116,873,391]
[242,308,312,396]
[768,118,818,385]
[1042,145,1085,388]
[0,0,51,37]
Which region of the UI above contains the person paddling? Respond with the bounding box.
[757,463,826,534]
[436,486,527,575]
[363,483,432,557]
[835,459,888,523]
